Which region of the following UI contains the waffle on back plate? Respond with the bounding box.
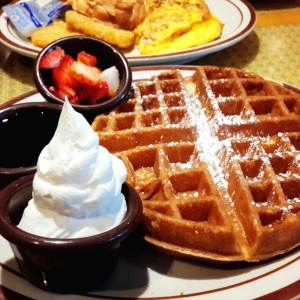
[92,66,300,262]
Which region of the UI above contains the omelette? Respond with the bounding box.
[134,0,223,54]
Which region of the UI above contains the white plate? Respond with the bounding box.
[1,66,300,300]
[0,0,256,66]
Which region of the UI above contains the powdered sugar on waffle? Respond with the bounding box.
[184,92,230,189]
[179,75,253,202]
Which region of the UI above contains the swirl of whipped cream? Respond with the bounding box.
[18,100,127,238]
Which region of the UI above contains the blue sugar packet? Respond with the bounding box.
[40,0,71,19]
[3,1,52,38]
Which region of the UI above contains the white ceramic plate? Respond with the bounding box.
[0,0,256,66]
[0,66,300,300]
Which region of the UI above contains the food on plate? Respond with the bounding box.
[31,20,81,48]
[146,0,211,21]
[31,11,135,49]
[18,99,127,238]
[30,0,141,48]
[145,0,208,14]
[39,47,120,104]
[92,66,300,262]
[29,0,222,52]
[134,0,223,54]
[64,10,135,48]
[62,0,146,31]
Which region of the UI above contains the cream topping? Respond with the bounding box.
[18,100,127,238]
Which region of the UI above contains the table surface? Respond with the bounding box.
[0,0,300,107]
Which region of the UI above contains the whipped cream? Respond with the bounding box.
[18,100,127,238]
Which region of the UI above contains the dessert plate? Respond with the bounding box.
[0,66,300,300]
[0,0,256,66]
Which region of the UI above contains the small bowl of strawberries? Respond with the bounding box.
[33,36,132,123]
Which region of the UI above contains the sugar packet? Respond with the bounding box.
[3,0,69,38]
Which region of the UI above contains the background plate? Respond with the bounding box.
[0,0,256,66]
[0,66,300,300]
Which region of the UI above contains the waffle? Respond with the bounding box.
[91,66,300,262]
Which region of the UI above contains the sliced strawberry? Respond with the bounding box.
[59,54,75,72]
[45,48,119,105]
[50,85,80,104]
[77,81,109,104]
[52,68,73,89]
[51,55,77,89]
[100,66,120,97]
[77,51,97,67]
[70,61,102,86]
[39,46,65,70]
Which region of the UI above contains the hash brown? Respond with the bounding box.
[31,21,81,48]
[65,10,135,49]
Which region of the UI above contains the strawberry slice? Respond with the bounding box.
[51,55,77,89]
[39,46,65,70]
[59,54,75,72]
[77,51,97,67]
[50,85,80,104]
[70,61,102,86]
[44,48,119,105]
[77,81,109,104]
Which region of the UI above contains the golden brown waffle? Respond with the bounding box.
[92,66,300,262]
